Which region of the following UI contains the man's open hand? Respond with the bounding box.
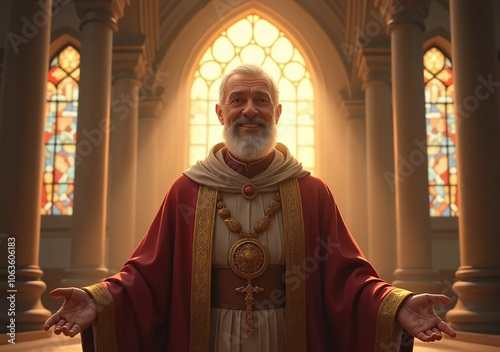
[43,288,97,337]
[397,294,457,342]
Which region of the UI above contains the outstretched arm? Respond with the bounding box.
[43,288,97,337]
[397,294,457,342]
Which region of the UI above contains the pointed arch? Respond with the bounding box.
[157,1,350,196]
[49,31,82,58]
[189,13,316,173]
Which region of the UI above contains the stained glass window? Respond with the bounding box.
[190,14,315,173]
[424,47,458,217]
[41,45,80,215]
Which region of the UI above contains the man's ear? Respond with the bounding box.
[215,104,224,125]
[274,104,282,124]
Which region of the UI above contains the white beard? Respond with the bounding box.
[223,116,277,161]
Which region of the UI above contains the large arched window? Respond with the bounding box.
[190,14,315,173]
[41,45,80,215]
[424,47,458,217]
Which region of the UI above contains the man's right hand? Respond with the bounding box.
[43,288,97,337]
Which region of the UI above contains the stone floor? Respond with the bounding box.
[1,332,499,351]
[1,333,82,352]
[414,337,500,352]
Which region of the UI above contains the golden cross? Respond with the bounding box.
[235,279,264,335]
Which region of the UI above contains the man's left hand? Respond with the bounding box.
[397,294,457,342]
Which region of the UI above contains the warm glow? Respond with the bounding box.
[190,15,315,172]
[41,45,80,215]
[424,47,458,217]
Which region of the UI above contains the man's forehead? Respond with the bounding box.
[225,73,272,92]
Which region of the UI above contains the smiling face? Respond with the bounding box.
[216,73,282,161]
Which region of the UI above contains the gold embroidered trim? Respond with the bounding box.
[81,284,117,352]
[280,178,307,352]
[189,185,218,352]
[374,288,414,352]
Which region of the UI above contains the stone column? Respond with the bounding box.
[340,99,369,255]
[136,96,163,244]
[357,40,397,281]
[62,0,129,287]
[0,0,52,335]
[107,42,145,272]
[376,0,441,293]
[0,48,4,99]
[446,0,500,334]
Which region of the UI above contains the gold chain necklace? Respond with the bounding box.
[216,191,281,335]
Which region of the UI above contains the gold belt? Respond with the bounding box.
[211,265,286,310]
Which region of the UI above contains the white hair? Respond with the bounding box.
[218,64,280,107]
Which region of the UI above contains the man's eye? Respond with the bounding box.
[231,98,242,103]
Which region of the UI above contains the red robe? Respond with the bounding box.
[85,174,412,351]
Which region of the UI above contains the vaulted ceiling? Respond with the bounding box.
[116,0,387,98]
[156,0,350,64]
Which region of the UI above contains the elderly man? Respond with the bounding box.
[45,64,456,351]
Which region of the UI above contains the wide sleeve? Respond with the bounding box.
[81,284,117,352]
[298,176,414,352]
[82,175,200,352]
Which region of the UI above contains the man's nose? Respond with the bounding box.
[241,100,258,117]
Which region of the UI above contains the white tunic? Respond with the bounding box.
[183,143,309,352]
[210,190,286,352]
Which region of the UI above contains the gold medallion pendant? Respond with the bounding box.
[229,238,269,280]
[217,191,281,335]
